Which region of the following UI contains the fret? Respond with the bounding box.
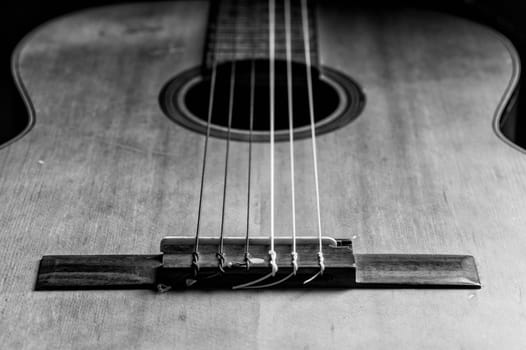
[204,0,318,69]
[212,50,318,60]
[208,41,316,51]
[209,32,315,41]
[211,52,318,66]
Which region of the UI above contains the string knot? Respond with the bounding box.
[216,252,226,273]
[302,251,325,285]
[291,252,298,275]
[317,251,325,276]
[244,252,251,271]
[268,250,278,276]
[191,251,200,277]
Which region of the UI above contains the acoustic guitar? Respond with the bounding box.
[2,0,525,348]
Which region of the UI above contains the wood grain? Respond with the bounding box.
[36,255,161,290]
[36,250,480,290]
[2,1,525,349]
[354,254,480,287]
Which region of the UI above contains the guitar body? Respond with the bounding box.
[3,1,525,348]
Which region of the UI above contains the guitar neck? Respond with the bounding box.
[204,0,319,68]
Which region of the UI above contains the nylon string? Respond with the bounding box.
[218,1,240,272]
[193,62,218,275]
[233,0,278,289]
[301,0,326,284]
[244,36,257,268]
[285,0,299,275]
[241,0,299,289]
[268,0,278,276]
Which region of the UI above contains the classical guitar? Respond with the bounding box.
[3,0,525,348]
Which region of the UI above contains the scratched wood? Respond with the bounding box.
[1,1,526,348]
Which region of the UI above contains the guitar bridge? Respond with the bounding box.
[35,237,480,290]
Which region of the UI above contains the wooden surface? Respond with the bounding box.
[36,251,480,290]
[354,254,480,287]
[37,255,161,290]
[2,1,526,348]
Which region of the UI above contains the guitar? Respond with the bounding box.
[3,0,525,348]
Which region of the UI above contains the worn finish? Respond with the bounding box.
[354,254,480,287]
[36,255,161,290]
[2,1,525,349]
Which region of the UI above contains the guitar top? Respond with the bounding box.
[2,1,525,348]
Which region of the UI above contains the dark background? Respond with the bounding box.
[2,0,526,147]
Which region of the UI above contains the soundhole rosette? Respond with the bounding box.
[160,60,365,142]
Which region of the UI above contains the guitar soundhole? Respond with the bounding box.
[161,59,365,142]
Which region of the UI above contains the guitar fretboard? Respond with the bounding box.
[204,0,319,68]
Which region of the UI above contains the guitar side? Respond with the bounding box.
[2,2,526,349]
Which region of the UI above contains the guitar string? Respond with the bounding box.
[239,270,295,289]
[268,0,278,277]
[237,0,299,289]
[192,42,218,277]
[250,0,300,289]
[301,0,326,284]
[285,0,299,276]
[218,0,238,272]
[243,38,256,269]
[243,0,255,269]
[233,0,278,290]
